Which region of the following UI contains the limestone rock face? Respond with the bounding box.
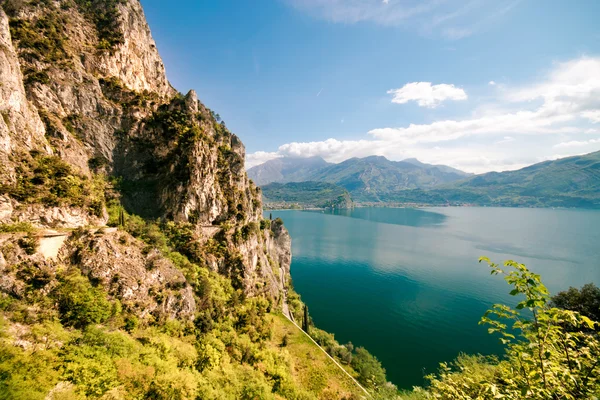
[97,0,175,98]
[9,201,107,228]
[0,9,47,183]
[0,0,292,317]
[61,230,196,320]
[0,229,195,321]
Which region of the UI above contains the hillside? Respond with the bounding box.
[247,156,330,186]
[0,1,393,398]
[262,181,353,209]
[305,156,470,201]
[383,151,600,208]
[251,152,600,208]
[248,155,471,202]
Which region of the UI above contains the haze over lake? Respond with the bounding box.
[271,207,600,389]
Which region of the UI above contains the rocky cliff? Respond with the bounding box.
[0,0,291,318]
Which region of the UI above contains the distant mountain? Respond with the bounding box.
[248,155,471,201]
[262,181,352,209]
[384,151,600,208]
[402,158,472,177]
[303,156,472,201]
[247,156,330,186]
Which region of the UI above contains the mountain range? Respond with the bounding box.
[249,155,472,202]
[250,152,600,208]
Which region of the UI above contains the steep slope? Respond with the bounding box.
[0,0,275,296]
[385,151,600,207]
[247,156,330,186]
[0,1,393,398]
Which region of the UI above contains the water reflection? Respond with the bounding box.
[314,206,447,227]
[271,207,600,389]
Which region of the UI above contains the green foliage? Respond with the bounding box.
[262,181,353,209]
[8,8,69,64]
[379,151,600,207]
[259,219,271,230]
[0,151,106,216]
[74,0,126,52]
[99,77,159,110]
[0,222,36,233]
[351,347,388,390]
[148,107,204,146]
[550,283,600,322]
[0,331,62,400]
[0,206,381,399]
[17,233,38,255]
[23,68,50,85]
[419,258,600,399]
[54,269,112,329]
[302,304,309,333]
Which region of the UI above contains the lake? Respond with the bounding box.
[270,207,600,390]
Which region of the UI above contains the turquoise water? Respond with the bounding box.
[270,207,600,390]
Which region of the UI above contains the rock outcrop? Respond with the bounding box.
[0,0,292,320]
[0,9,47,183]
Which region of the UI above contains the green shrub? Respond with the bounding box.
[74,0,126,53]
[0,222,35,233]
[421,258,600,399]
[23,68,50,85]
[550,282,600,322]
[54,270,112,329]
[9,10,69,63]
[0,152,106,215]
[17,234,38,255]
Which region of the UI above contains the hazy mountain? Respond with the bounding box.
[302,155,472,201]
[247,156,330,186]
[248,155,471,201]
[402,158,472,177]
[385,151,600,208]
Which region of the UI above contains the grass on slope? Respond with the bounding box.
[267,313,364,400]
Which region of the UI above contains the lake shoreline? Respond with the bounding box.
[271,207,600,389]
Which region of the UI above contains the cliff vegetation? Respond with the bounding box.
[0,0,393,398]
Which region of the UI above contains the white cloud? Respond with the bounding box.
[489,80,496,86]
[285,0,520,39]
[247,56,600,173]
[495,136,515,144]
[582,110,600,123]
[553,138,600,148]
[245,151,281,169]
[387,82,467,108]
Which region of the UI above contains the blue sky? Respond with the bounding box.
[140,0,600,173]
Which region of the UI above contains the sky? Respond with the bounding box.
[140,0,600,173]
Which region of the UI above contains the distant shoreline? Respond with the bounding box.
[263,203,597,211]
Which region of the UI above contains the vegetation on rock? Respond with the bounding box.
[0,151,106,216]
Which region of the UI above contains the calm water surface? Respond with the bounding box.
[270,207,600,389]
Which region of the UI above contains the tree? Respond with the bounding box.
[351,347,387,389]
[302,304,309,334]
[550,283,600,322]
[118,206,125,227]
[54,271,112,329]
